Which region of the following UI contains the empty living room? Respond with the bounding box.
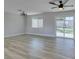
[4,0,75,59]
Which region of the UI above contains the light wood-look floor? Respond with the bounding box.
[4,34,75,59]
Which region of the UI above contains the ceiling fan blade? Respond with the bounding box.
[63,0,69,4]
[51,7,57,9]
[64,5,74,7]
[49,2,58,6]
[17,9,27,16]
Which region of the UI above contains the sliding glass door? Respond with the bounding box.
[56,19,64,37]
[56,16,74,38]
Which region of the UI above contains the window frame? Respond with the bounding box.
[32,17,43,28]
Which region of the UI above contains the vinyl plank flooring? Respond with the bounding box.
[4,35,75,59]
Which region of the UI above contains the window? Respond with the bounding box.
[32,17,43,28]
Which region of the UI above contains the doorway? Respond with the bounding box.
[56,16,74,39]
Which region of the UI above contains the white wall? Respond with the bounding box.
[4,10,75,37]
[25,10,75,37]
[4,11,25,37]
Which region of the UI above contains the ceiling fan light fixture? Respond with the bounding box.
[59,7,64,10]
[49,0,73,10]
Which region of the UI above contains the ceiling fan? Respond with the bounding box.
[18,9,27,16]
[49,0,73,10]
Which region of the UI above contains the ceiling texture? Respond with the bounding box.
[5,0,75,15]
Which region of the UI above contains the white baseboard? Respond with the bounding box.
[26,33,55,38]
[4,33,74,40]
[26,33,74,39]
[4,33,25,38]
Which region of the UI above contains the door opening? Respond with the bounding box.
[56,16,74,39]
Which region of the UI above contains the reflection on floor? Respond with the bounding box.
[4,34,75,59]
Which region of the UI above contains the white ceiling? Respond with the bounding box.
[5,0,75,15]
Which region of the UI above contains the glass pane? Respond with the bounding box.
[64,20,73,38]
[32,19,38,28]
[65,16,74,20]
[56,20,64,37]
[65,17,70,20]
[38,19,43,28]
